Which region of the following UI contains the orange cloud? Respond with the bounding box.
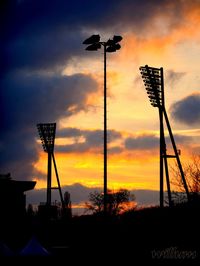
[115,2,200,66]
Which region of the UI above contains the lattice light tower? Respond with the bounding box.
[139,65,190,207]
[37,123,64,209]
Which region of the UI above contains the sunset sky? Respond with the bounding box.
[1,0,200,206]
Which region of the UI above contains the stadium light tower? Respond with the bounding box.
[83,34,122,213]
[37,123,64,210]
[139,65,190,207]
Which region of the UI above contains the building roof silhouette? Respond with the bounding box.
[0,173,36,221]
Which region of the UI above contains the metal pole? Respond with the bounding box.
[52,153,65,210]
[47,151,52,206]
[160,118,173,207]
[159,70,164,208]
[163,153,173,207]
[103,44,107,214]
[163,108,190,201]
[159,108,164,208]
[159,67,172,207]
[161,134,173,207]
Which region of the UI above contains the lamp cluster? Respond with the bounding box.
[83,34,122,52]
[37,123,56,153]
[139,65,163,108]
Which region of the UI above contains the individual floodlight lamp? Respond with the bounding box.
[82,34,100,44]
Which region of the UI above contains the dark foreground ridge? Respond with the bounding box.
[0,203,200,263]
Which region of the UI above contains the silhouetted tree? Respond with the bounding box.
[63,191,72,218]
[85,189,136,215]
[170,155,200,204]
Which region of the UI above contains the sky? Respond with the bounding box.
[1,0,200,208]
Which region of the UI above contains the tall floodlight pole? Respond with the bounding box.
[83,34,122,213]
[139,65,190,207]
[37,123,65,210]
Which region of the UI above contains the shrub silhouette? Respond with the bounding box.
[85,189,136,215]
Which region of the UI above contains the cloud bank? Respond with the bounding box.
[26,182,160,215]
[1,0,200,182]
[171,93,200,125]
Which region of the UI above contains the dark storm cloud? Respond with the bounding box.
[0,131,41,181]
[108,146,124,154]
[170,93,200,125]
[56,128,122,153]
[0,72,97,180]
[56,128,82,138]
[2,0,117,72]
[124,133,192,151]
[125,135,159,150]
[2,0,194,72]
[51,127,193,154]
[1,72,96,130]
[5,30,84,72]
[166,134,192,146]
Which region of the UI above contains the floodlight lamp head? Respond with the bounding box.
[106,46,116,52]
[106,43,121,53]
[106,39,115,46]
[83,34,100,44]
[113,35,123,43]
[114,43,121,50]
[85,43,101,51]
[37,123,56,153]
[106,36,122,52]
[139,65,163,108]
